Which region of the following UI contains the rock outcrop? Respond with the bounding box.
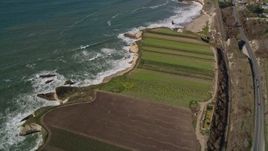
[124,31,142,40]
[64,80,76,85]
[19,123,42,136]
[39,74,56,78]
[37,92,56,101]
[56,86,80,100]
[129,43,139,53]
[20,114,34,122]
[45,79,54,84]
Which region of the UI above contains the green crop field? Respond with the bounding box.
[143,32,206,45]
[100,28,215,107]
[43,127,128,151]
[101,69,212,107]
[142,46,214,60]
[141,51,213,73]
[142,38,212,55]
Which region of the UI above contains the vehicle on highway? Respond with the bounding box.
[256,79,260,88]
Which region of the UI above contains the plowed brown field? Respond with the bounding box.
[42,91,199,151]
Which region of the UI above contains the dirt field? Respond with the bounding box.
[41,91,199,151]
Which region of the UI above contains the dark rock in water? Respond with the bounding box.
[37,92,56,101]
[20,123,42,136]
[39,74,56,78]
[20,114,34,122]
[64,80,75,85]
[124,33,137,39]
[45,79,54,84]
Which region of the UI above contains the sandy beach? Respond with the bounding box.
[185,12,210,33]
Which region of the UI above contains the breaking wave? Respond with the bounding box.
[149,0,169,9]
[119,1,202,47]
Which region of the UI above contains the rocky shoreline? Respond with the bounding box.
[19,31,142,137]
[19,0,211,149]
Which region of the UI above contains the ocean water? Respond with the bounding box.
[0,0,202,150]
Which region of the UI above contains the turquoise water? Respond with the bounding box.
[0,0,201,150]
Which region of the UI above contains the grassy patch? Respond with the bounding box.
[141,51,213,74]
[142,37,212,55]
[149,28,199,39]
[143,32,207,45]
[44,127,128,151]
[101,69,212,107]
[200,21,209,36]
[142,46,214,60]
[23,106,54,126]
[140,60,213,79]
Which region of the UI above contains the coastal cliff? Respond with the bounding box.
[207,48,229,150]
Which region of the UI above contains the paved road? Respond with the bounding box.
[232,2,265,151]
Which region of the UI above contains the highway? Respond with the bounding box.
[232,2,265,151]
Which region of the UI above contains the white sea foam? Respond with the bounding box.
[107,20,112,26]
[25,63,36,69]
[131,7,145,13]
[3,79,11,83]
[118,2,202,45]
[0,93,59,151]
[147,2,202,28]
[81,53,133,86]
[71,46,132,87]
[80,45,90,50]
[30,71,66,93]
[107,13,120,27]
[0,71,62,150]
[75,39,113,51]
[112,13,119,19]
[89,53,101,61]
[73,50,102,63]
[0,71,63,150]
[100,48,116,56]
[30,134,43,151]
[132,0,170,13]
